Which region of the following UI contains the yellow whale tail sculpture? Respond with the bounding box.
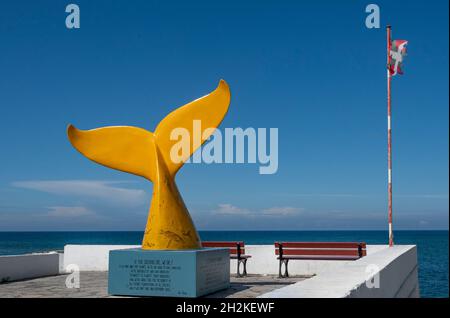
[67,80,231,250]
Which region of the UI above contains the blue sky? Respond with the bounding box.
[0,0,448,231]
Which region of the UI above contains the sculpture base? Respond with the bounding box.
[108,248,230,297]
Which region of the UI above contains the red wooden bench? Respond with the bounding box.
[202,241,251,277]
[274,242,367,278]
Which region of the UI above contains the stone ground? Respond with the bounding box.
[0,272,309,298]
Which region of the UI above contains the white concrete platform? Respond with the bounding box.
[1,244,419,298]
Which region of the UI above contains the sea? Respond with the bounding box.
[0,230,447,298]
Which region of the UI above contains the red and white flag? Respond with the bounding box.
[389,40,408,76]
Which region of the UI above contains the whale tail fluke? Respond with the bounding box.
[154,79,230,176]
[67,124,158,182]
[67,80,231,181]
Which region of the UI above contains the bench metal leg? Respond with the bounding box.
[237,259,248,277]
[278,259,289,278]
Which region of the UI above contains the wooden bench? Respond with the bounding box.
[274,242,367,278]
[202,241,251,277]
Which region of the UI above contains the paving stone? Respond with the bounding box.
[0,272,309,298]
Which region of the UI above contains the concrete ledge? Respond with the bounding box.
[0,253,61,283]
[259,245,419,298]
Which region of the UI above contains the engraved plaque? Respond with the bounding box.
[108,248,229,297]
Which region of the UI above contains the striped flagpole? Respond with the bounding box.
[387,25,394,247]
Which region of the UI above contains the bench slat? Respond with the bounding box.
[275,249,361,256]
[230,254,251,259]
[275,242,366,249]
[202,241,244,248]
[278,255,361,260]
[202,241,246,255]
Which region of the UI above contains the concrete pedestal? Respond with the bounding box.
[108,248,230,297]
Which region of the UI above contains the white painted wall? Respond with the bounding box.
[63,245,138,272]
[63,244,386,275]
[0,253,61,283]
[259,245,419,298]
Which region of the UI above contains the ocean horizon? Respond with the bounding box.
[0,230,448,298]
